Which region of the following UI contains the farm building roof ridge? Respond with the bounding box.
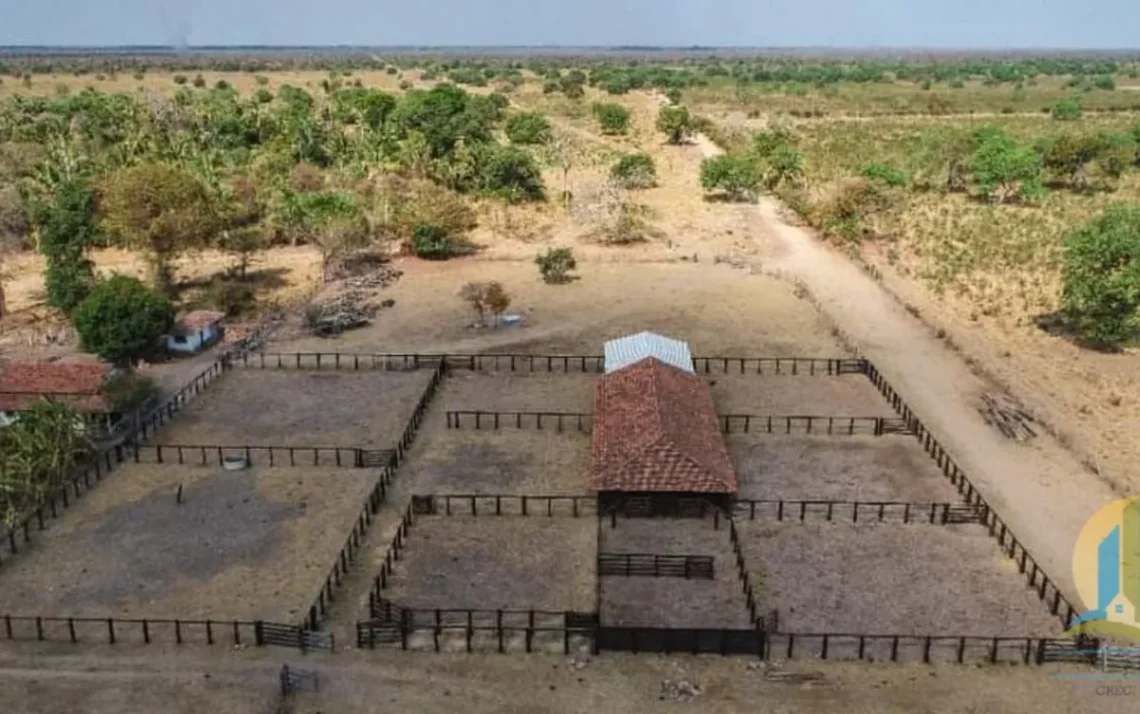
[174,309,226,333]
[604,331,694,375]
[591,357,737,494]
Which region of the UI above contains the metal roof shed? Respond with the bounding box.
[604,332,694,375]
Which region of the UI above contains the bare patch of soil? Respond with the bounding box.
[439,371,597,413]
[709,375,896,416]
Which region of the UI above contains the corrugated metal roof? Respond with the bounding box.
[604,332,694,374]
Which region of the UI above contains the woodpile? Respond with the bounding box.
[979,391,1038,441]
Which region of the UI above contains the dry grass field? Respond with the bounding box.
[738,522,1063,637]
[708,375,896,416]
[0,463,376,622]
[152,368,432,449]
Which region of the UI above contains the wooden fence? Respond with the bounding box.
[0,614,305,649]
[411,493,598,518]
[863,362,1079,628]
[731,499,987,525]
[357,607,597,653]
[597,553,714,579]
[302,361,447,632]
[719,414,912,436]
[131,443,387,469]
[692,357,867,376]
[446,410,593,432]
[727,518,762,625]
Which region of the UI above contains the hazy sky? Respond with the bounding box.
[1,0,1137,49]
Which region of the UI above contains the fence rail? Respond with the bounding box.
[446,411,593,432]
[719,414,912,436]
[692,357,868,376]
[357,607,597,653]
[731,499,986,525]
[410,493,598,518]
[131,444,385,469]
[863,362,1079,629]
[0,614,307,650]
[598,553,714,579]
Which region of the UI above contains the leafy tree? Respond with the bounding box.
[411,223,455,260]
[459,281,509,325]
[35,179,99,313]
[484,282,511,325]
[388,83,493,159]
[970,129,1045,203]
[700,153,761,201]
[98,164,218,294]
[592,102,631,135]
[0,400,91,526]
[763,144,805,189]
[470,144,545,203]
[1062,204,1140,347]
[505,112,553,145]
[859,162,909,188]
[72,275,174,364]
[656,105,693,144]
[610,153,658,189]
[1051,97,1083,121]
[536,247,576,284]
[1096,132,1138,179]
[1037,134,1101,190]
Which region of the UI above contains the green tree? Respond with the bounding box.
[1051,97,1083,121]
[1062,205,1140,347]
[72,275,174,364]
[36,179,99,313]
[535,247,577,284]
[970,129,1045,203]
[591,102,631,135]
[700,153,761,202]
[470,144,545,203]
[610,153,658,189]
[0,400,91,526]
[1037,133,1101,190]
[98,164,218,295]
[656,105,693,144]
[505,112,553,145]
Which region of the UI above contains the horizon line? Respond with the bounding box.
[3,44,1140,52]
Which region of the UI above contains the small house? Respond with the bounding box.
[0,359,118,430]
[591,356,738,517]
[167,310,225,354]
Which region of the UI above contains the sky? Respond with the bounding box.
[1,0,1138,49]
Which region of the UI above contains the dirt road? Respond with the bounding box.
[692,133,1113,606]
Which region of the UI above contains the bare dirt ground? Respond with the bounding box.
[598,516,751,629]
[709,374,897,416]
[739,522,1063,637]
[382,515,596,613]
[0,463,375,623]
[728,434,964,502]
[154,369,432,448]
[439,371,597,413]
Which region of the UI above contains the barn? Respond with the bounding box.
[591,347,738,517]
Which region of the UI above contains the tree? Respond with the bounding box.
[218,175,265,279]
[36,179,99,313]
[1037,133,1100,190]
[460,281,510,326]
[656,105,693,144]
[592,102,631,135]
[98,164,218,295]
[470,144,545,203]
[484,282,511,325]
[1096,132,1139,179]
[72,275,174,364]
[763,144,805,189]
[411,223,455,260]
[1061,205,1140,347]
[536,247,576,284]
[505,112,553,145]
[970,129,1045,203]
[610,153,658,189]
[1052,97,1083,121]
[700,153,761,201]
[0,400,91,526]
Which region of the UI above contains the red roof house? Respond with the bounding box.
[0,360,117,413]
[591,357,737,506]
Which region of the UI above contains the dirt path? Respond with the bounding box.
[692,133,1112,605]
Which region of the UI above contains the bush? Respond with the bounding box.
[970,128,1045,202]
[173,74,187,85]
[806,177,890,243]
[656,105,693,144]
[610,153,657,189]
[411,223,455,260]
[505,112,553,145]
[72,275,174,365]
[535,247,577,284]
[1052,97,1083,121]
[1094,75,1117,91]
[203,277,256,317]
[859,162,910,188]
[1062,205,1140,347]
[700,153,760,201]
[36,180,100,313]
[192,74,206,88]
[592,102,630,135]
[460,281,511,326]
[666,87,682,105]
[471,144,545,203]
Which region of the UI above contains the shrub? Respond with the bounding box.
[215,79,231,91]
[535,247,577,284]
[592,102,630,135]
[192,74,206,88]
[970,128,1045,203]
[700,153,760,201]
[132,71,145,81]
[806,177,890,243]
[411,223,455,260]
[72,275,174,365]
[1061,204,1140,347]
[656,105,693,144]
[36,180,100,313]
[666,87,682,104]
[610,153,657,189]
[460,281,510,325]
[471,144,545,203]
[505,112,553,145]
[399,80,412,91]
[203,277,256,317]
[764,144,805,189]
[1052,97,1083,121]
[859,162,910,188]
[752,128,795,160]
[173,74,187,85]
[1094,75,1117,91]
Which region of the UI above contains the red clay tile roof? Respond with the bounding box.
[175,310,225,332]
[0,360,115,413]
[591,357,738,494]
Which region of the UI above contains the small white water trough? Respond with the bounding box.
[222,455,251,471]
